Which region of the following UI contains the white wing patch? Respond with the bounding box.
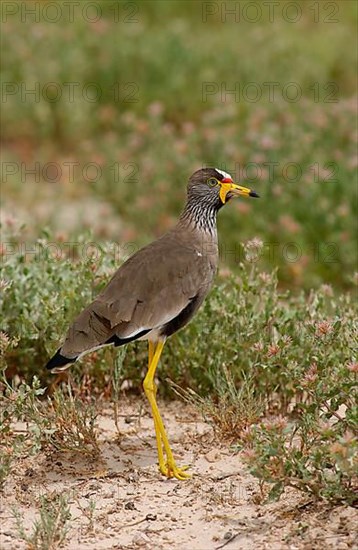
[215,168,233,180]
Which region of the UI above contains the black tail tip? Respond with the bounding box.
[46,349,77,372]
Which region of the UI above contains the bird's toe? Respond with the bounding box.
[159,460,191,480]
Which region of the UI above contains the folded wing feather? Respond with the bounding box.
[60,234,216,358]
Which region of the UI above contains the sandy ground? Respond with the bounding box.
[1,400,357,550]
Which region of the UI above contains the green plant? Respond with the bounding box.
[13,493,71,550]
[112,346,127,436]
[47,385,100,456]
[172,366,264,440]
[0,374,47,488]
[242,410,357,504]
[1,228,356,501]
[168,259,357,504]
[0,373,99,488]
[76,498,96,534]
[239,353,357,504]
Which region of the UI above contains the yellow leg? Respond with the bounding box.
[143,341,190,480]
[148,341,166,469]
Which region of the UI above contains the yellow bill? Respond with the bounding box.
[219,182,260,204]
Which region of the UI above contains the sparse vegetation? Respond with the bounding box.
[0,373,99,489]
[1,235,357,503]
[1,1,357,545]
[13,493,71,550]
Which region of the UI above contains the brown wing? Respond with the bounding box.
[60,232,216,357]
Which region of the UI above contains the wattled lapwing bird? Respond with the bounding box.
[46,168,259,479]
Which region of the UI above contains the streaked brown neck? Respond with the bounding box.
[177,196,219,237]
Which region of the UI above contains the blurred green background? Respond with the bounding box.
[2,0,357,289]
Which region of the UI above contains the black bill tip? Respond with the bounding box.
[249,190,260,198]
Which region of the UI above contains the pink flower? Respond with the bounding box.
[252,342,264,352]
[279,215,300,234]
[281,335,292,347]
[320,284,333,297]
[260,135,277,150]
[241,449,256,463]
[346,362,358,374]
[267,344,280,357]
[148,102,164,117]
[315,321,333,337]
[302,362,318,386]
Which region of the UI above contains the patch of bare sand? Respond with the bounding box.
[1,400,357,549]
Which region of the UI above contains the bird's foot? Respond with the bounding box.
[159,460,191,480]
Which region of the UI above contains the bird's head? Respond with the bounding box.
[188,168,259,209]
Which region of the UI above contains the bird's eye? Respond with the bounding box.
[207,177,218,187]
